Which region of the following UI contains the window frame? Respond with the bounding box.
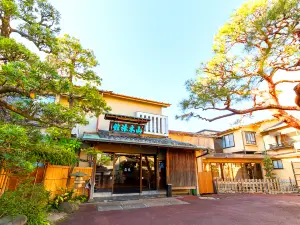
[222,133,235,149]
[244,131,257,145]
[272,160,283,169]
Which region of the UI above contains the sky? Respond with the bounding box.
[48,0,296,132]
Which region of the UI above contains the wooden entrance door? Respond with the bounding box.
[198,172,214,194]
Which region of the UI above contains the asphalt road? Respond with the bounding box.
[59,194,300,225]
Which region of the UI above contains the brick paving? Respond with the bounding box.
[58,194,300,225]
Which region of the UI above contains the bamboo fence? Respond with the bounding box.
[0,165,92,198]
[216,178,297,194]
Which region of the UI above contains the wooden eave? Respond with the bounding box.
[101,91,171,107]
[104,113,150,124]
[202,153,264,163]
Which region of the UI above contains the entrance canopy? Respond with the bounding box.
[82,131,203,194]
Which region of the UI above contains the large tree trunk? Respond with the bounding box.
[1,14,11,37]
[294,83,300,107]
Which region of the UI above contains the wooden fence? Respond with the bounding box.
[0,169,9,196]
[216,178,297,194]
[0,165,92,198]
[44,165,92,198]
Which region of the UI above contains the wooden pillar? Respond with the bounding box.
[89,157,97,200]
[220,163,224,180]
[230,163,234,180]
[166,149,170,184]
[112,153,116,194]
[140,154,142,193]
[156,150,159,190]
[194,151,199,195]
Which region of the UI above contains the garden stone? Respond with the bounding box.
[47,212,67,224]
[58,202,79,213]
[0,215,27,225]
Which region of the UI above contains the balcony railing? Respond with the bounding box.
[269,141,294,150]
[136,112,168,136]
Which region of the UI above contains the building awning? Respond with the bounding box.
[82,130,206,150]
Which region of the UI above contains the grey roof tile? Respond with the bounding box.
[82,130,204,150]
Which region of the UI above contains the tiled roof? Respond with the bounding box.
[169,130,216,137]
[217,119,278,136]
[261,121,287,133]
[82,130,205,150]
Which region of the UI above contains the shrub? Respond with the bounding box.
[0,181,50,225]
[263,155,275,179]
[72,195,88,203]
[49,188,75,209]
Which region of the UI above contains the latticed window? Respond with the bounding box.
[245,132,256,145]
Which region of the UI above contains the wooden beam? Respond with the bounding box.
[203,158,263,164]
[172,186,196,190]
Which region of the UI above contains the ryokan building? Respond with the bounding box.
[67,91,207,198]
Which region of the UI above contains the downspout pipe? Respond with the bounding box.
[241,130,246,154]
[196,149,209,158]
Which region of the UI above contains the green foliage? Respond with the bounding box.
[179,0,300,126]
[72,195,88,203]
[47,34,111,116]
[263,155,275,179]
[0,123,79,173]
[0,123,35,174]
[0,1,109,223]
[49,188,75,209]
[0,181,50,225]
[0,0,109,129]
[45,127,82,152]
[82,147,111,166]
[31,145,78,166]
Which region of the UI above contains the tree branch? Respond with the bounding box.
[186,104,300,122]
[0,86,31,97]
[274,80,300,86]
[0,100,69,129]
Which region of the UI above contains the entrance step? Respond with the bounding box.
[93,193,165,202]
[96,197,189,212]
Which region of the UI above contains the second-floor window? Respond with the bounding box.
[222,134,234,148]
[273,160,283,169]
[245,132,256,145]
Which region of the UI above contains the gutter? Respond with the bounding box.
[196,149,209,158]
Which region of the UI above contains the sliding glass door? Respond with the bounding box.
[141,155,156,191]
[113,154,141,193]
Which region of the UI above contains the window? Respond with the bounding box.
[245,132,256,145]
[273,160,283,169]
[222,134,235,148]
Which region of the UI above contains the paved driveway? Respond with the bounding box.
[59,194,300,225]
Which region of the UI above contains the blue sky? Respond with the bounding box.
[50,0,271,132]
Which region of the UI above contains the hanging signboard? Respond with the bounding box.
[109,121,145,135]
